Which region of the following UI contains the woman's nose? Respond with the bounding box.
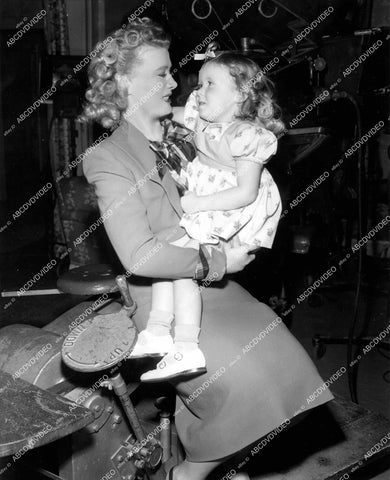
[168,74,177,90]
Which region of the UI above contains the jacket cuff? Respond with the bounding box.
[193,245,226,281]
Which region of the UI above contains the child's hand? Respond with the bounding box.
[181,192,200,214]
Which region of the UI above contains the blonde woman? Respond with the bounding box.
[82,18,334,480]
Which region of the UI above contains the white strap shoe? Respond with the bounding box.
[128,330,174,358]
[140,347,207,382]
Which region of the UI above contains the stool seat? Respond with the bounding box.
[62,309,137,373]
[57,264,119,296]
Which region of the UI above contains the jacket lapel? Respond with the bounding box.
[110,121,182,218]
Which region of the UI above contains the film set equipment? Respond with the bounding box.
[163,0,390,402]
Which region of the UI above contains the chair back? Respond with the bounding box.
[57,176,119,268]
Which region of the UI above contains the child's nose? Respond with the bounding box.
[195,88,204,101]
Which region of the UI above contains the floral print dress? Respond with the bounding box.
[180,91,282,249]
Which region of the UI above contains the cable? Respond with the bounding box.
[330,93,363,403]
[318,91,364,402]
[383,370,390,383]
[191,0,238,49]
[191,0,212,20]
[345,29,386,402]
[209,3,238,50]
[195,19,232,50]
[258,0,278,19]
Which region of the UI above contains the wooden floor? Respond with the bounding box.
[240,396,390,480]
[1,225,390,479]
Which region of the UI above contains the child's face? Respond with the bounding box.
[195,62,242,123]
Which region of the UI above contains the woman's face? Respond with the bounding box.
[125,46,177,121]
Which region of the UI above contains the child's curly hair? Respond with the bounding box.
[207,53,284,135]
[80,18,170,129]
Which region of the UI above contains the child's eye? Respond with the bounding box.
[207,81,213,86]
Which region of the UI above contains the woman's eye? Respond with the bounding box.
[159,71,174,78]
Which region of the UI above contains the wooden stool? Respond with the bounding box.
[57,263,119,296]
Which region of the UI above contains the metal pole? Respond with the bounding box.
[110,373,146,443]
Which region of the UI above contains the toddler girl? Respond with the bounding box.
[178,52,283,249]
[133,52,283,382]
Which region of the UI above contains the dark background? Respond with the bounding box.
[0,0,389,432]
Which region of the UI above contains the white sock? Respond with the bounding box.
[174,325,200,351]
[146,310,173,336]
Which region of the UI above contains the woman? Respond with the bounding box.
[82,18,333,480]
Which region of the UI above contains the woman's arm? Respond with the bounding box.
[82,143,260,281]
[181,160,262,214]
[83,145,212,279]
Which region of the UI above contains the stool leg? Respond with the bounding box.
[109,373,165,477]
[116,275,136,311]
[110,373,146,443]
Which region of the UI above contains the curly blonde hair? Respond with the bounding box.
[81,18,170,129]
[207,53,284,135]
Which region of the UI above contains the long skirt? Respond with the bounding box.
[129,279,333,461]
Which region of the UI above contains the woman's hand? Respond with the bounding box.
[225,244,255,273]
[181,191,200,214]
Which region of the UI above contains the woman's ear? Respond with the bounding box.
[115,73,132,96]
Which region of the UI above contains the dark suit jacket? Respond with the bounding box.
[83,120,333,463]
[83,121,226,280]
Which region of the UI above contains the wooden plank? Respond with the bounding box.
[0,371,94,458]
[238,397,390,480]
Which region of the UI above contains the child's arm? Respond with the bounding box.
[172,106,185,125]
[181,160,262,214]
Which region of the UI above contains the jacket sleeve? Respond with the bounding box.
[83,145,226,280]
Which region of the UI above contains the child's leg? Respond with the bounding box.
[173,278,202,352]
[148,280,174,336]
[140,237,207,380]
[140,277,206,380]
[129,280,174,358]
[171,236,203,351]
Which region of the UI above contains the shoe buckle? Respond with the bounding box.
[173,352,183,361]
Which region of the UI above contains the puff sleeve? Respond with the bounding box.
[230,123,277,165]
[183,90,200,131]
